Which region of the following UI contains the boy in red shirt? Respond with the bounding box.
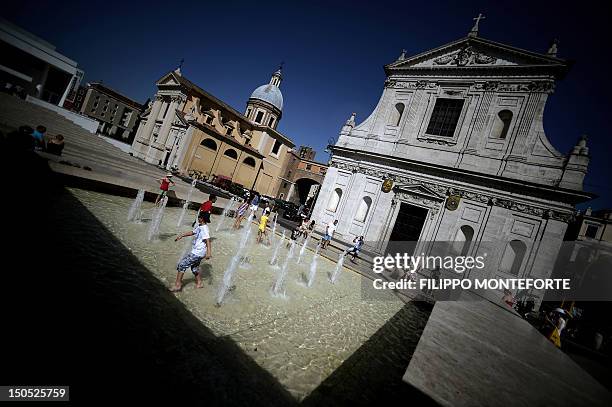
[193,194,216,226]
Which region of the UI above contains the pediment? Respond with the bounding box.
[393,183,445,201]
[173,110,188,126]
[156,72,181,87]
[387,36,567,74]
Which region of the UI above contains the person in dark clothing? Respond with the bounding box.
[46,134,65,156]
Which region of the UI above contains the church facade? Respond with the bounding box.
[311,27,593,302]
[131,68,294,196]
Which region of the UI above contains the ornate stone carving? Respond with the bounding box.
[484,81,499,91]
[433,47,498,67]
[384,80,437,90]
[454,47,473,66]
[444,89,464,96]
[416,136,458,146]
[433,54,453,65]
[384,79,397,88]
[473,53,497,64]
[395,192,440,209]
[415,80,428,89]
[472,81,554,94]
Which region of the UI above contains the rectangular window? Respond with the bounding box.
[306,164,312,170]
[585,224,599,239]
[121,109,132,126]
[271,139,282,155]
[426,98,465,137]
[268,117,275,127]
[255,111,264,124]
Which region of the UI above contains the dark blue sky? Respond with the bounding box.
[4,0,611,208]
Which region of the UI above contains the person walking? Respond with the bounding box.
[320,219,338,250]
[172,211,212,292]
[344,235,364,263]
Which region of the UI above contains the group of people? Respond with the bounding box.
[165,178,369,291]
[2,124,65,155]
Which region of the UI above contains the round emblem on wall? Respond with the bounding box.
[446,195,461,211]
[382,178,394,193]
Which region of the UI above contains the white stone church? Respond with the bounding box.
[311,21,593,302]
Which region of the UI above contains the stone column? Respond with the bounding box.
[156,96,180,147]
[286,183,295,202]
[141,95,164,142]
[176,127,194,173]
[167,131,181,169]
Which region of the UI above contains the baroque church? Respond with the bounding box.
[311,20,593,303]
[131,67,295,196]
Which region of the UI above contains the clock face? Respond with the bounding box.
[446,195,460,211]
[382,179,393,193]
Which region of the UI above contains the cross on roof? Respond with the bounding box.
[469,13,486,37]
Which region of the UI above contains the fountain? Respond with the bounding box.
[270,215,278,245]
[329,250,347,284]
[269,230,286,266]
[296,235,310,264]
[216,221,253,306]
[272,241,296,297]
[306,244,321,287]
[215,197,235,232]
[127,189,145,222]
[147,196,168,241]
[176,180,197,227]
[248,207,256,222]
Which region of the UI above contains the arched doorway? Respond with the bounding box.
[293,178,320,205]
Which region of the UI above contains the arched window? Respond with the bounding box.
[243,156,256,167]
[355,196,372,222]
[388,103,405,126]
[491,110,513,139]
[223,149,238,159]
[500,240,527,275]
[327,188,342,212]
[454,225,474,256]
[200,138,217,151]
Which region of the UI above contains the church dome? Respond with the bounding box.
[249,69,283,111]
[249,84,283,111]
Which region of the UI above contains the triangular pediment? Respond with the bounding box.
[387,36,568,76]
[156,71,182,87]
[393,183,445,201]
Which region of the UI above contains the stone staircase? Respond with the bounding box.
[0,93,210,203]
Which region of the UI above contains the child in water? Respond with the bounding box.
[172,212,211,292]
[257,207,271,244]
[233,198,250,229]
[287,227,301,248]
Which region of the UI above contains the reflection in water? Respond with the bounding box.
[70,188,426,401]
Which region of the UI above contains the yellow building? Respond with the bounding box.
[131,67,295,196]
